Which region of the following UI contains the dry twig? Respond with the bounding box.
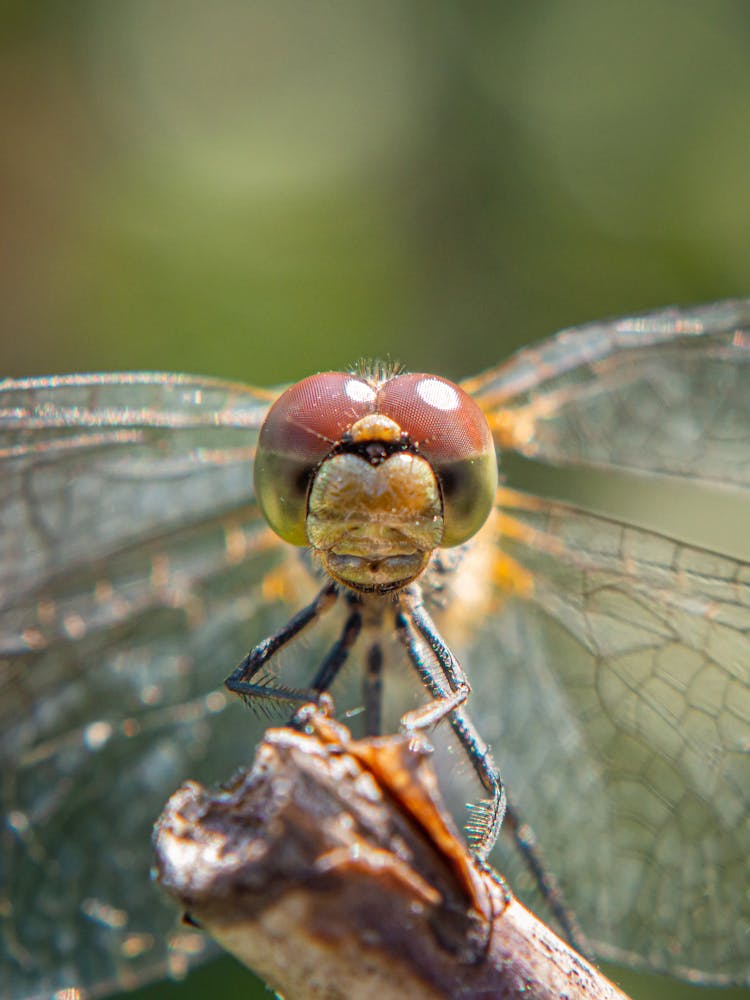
[154,708,630,999]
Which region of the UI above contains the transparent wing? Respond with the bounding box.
[0,372,278,595]
[465,490,750,984]
[0,373,303,999]
[463,299,750,489]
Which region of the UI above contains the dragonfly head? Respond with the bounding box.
[255,370,497,593]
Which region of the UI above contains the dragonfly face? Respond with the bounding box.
[254,371,497,591]
[2,298,750,998]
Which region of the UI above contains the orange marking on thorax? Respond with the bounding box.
[261,550,317,607]
[491,551,534,599]
[487,392,568,453]
[261,565,292,604]
[487,409,529,450]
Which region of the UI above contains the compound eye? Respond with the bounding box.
[378,374,497,546]
[254,372,376,545]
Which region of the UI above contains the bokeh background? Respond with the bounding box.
[3,2,749,999]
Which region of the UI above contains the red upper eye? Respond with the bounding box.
[254,372,376,545]
[377,373,497,547]
[378,373,493,463]
[260,372,377,464]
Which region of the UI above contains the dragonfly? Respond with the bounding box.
[1,299,749,999]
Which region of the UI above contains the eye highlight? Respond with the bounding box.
[378,373,497,546]
[378,374,492,458]
[254,372,376,545]
[415,376,460,411]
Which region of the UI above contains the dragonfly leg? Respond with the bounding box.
[395,585,506,860]
[502,800,591,958]
[362,642,383,737]
[396,588,590,956]
[302,596,363,708]
[225,580,341,707]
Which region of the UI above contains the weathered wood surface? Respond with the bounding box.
[154,710,630,999]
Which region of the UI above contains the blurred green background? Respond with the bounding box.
[2,2,749,998]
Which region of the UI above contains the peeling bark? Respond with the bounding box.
[154,710,630,1000]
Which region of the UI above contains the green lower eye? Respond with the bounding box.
[438,451,498,547]
[253,371,378,546]
[254,450,311,546]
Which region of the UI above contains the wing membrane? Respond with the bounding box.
[464,299,750,490]
[0,373,278,601]
[0,374,301,999]
[471,489,750,982]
